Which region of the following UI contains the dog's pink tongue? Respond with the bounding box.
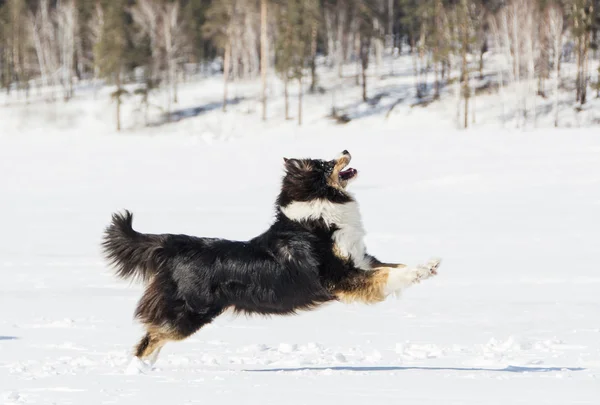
[339,168,357,180]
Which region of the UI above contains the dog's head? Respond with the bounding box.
[276,150,358,208]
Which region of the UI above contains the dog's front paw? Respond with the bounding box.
[415,258,441,282]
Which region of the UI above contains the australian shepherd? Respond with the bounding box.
[102,150,441,372]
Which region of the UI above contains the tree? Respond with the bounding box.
[56,0,77,100]
[183,0,213,66]
[572,0,594,105]
[94,0,131,131]
[131,0,161,85]
[275,0,319,125]
[275,1,293,120]
[74,0,97,80]
[449,0,480,129]
[261,0,268,121]
[594,64,600,97]
[296,0,320,125]
[2,0,31,97]
[162,1,188,107]
[355,0,382,102]
[490,0,541,128]
[203,0,235,112]
[28,0,78,101]
[29,0,59,95]
[547,3,564,127]
[203,1,260,112]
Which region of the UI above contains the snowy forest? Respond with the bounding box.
[1,0,599,130]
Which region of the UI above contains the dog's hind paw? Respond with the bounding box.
[125,357,152,375]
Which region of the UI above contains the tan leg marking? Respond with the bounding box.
[134,325,184,360]
[334,268,391,304]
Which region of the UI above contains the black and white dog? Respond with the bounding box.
[102,150,441,372]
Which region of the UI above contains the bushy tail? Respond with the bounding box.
[102,210,164,283]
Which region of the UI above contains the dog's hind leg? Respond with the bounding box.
[126,328,174,374]
[126,306,224,374]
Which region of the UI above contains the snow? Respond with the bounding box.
[1,129,599,404]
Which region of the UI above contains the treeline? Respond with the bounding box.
[0,0,599,129]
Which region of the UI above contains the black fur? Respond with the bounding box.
[102,153,365,342]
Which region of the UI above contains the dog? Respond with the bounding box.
[102,150,441,372]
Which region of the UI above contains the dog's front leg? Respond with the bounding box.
[333,258,440,304]
[366,254,440,296]
[378,258,440,296]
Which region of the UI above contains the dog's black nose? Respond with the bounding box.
[342,150,349,155]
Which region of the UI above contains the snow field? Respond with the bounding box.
[1,130,599,404]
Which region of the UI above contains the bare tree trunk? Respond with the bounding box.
[260,0,268,121]
[362,63,367,102]
[324,8,335,67]
[463,73,469,129]
[479,41,485,80]
[284,76,289,120]
[360,36,370,102]
[472,77,476,125]
[173,67,178,104]
[460,2,469,129]
[336,3,346,78]
[434,62,440,99]
[511,1,522,127]
[373,19,383,76]
[524,3,537,127]
[223,40,231,112]
[576,33,582,102]
[548,5,563,127]
[29,11,49,90]
[411,36,420,97]
[57,0,77,101]
[388,0,394,75]
[355,31,361,85]
[309,22,318,92]
[116,73,122,132]
[581,30,590,105]
[298,76,303,126]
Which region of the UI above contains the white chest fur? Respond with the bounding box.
[280,199,371,270]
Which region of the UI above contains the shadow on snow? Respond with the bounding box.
[245,365,585,373]
[158,97,245,125]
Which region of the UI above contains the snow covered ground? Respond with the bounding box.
[1,130,599,404]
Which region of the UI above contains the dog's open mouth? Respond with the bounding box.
[339,168,357,181]
[335,150,358,185]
